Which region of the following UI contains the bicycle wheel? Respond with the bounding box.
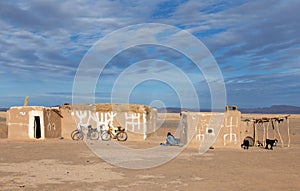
[117,131,128,141]
[90,130,99,140]
[101,131,111,141]
[71,130,78,139]
[72,131,83,140]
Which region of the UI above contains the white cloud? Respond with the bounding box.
[0,0,299,107]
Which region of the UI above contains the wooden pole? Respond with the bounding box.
[23,96,29,106]
[275,119,284,147]
[266,120,270,139]
[287,117,291,147]
[263,122,266,147]
[254,122,257,147]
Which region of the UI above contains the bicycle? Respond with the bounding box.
[100,126,128,141]
[71,128,83,140]
[71,125,99,140]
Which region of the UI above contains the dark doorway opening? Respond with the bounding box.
[34,116,41,139]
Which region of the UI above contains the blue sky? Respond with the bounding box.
[0,0,299,109]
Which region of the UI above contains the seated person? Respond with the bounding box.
[161,132,180,146]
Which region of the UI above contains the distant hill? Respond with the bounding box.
[239,105,300,114]
[157,105,300,114]
[157,107,209,113]
[0,108,8,112]
[157,107,223,113]
[157,107,182,113]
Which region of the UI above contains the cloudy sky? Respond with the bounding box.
[0,0,299,109]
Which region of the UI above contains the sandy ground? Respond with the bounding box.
[0,114,300,191]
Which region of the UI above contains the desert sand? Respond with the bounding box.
[0,113,300,191]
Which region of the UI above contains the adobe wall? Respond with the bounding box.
[6,104,156,140]
[180,110,292,149]
[4,104,295,146]
[43,108,62,138]
[179,108,243,149]
[59,105,76,139]
[0,112,7,138]
[215,109,242,147]
[60,104,156,140]
[7,106,44,140]
[7,106,62,140]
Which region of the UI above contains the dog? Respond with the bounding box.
[265,139,278,150]
[257,140,264,147]
[241,139,250,149]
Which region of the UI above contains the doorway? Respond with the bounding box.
[34,116,41,139]
[29,110,44,139]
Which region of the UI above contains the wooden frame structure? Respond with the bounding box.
[242,115,291,147]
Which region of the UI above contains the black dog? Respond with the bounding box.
[241,139,250,149]
[265,139,278,150]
